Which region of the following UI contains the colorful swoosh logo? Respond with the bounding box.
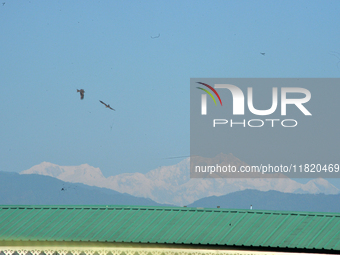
[196,82,223,106]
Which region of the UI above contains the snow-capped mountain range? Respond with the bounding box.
[20,154,340,206]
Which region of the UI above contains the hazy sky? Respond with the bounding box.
[1,1,340,183]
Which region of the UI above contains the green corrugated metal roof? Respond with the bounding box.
[0,205,339,252]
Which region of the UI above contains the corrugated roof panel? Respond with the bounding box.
[156,209,191,243]
[114,209,146,242]
[9,208,50,241]
[250,213,278,246]
[146,210,177,243]
[295,215,325,248]
[58,208,98,241]
[224,212,260,245]
[234,212,266,246]
[261,214,292,247]
[145,209,181,243]
[185,210,217,244]
[130,209,160,242]
[26,208,65,240]
[34,208,75,241]
[0,205,340,252]
[241,213,270,246]
[304,215,335,249]
[213,211,248,245]
[73,208,109,241]
[108,208,145,242]
[2,208,38,239]
[316,217,340,250]
[113,208,149,242]
[225,212,258,245]
[108,208,146,242]
[198,211,231,245]
[90,208,125,241]
[269,213,300,247]
[46,208,80,241]
[287,215,315,248]
[330,235,340,249]
[139,210,175,243]
[192,211,229,244]
[179,210,214,244]
[314,216,338,247]
[0,207,14,225]
[172,210,205,244]
[0,208,28,237]
[88,208,123,241]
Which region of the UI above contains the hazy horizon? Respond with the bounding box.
[1,1,340,189]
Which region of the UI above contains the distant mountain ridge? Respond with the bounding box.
[2,171,340,213]
[0,171,167,206]
[21,154,340,206]
[188,189,340,213]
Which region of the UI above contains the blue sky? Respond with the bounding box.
[1,1,340,184]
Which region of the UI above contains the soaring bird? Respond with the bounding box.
[100,100,115,110]
[260,52,265,56]
[151,33,160,39]
[77,89,85,100]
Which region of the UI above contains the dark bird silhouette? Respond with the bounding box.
[260,52,265,56]
[100,100,115,110]
[151,33,160,39]
[2,2,5,6]
[60,184,78,192]
[77,89,85,100]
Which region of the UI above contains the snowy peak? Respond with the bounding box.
[21,162,106,187]
[20,154,340,206]
[21,161,64,178]
[302,178,340,194]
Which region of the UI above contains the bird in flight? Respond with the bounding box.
[260,52,265,56]
[100,100,115,110]
[151,33,160,39]
[77,89,85,100]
